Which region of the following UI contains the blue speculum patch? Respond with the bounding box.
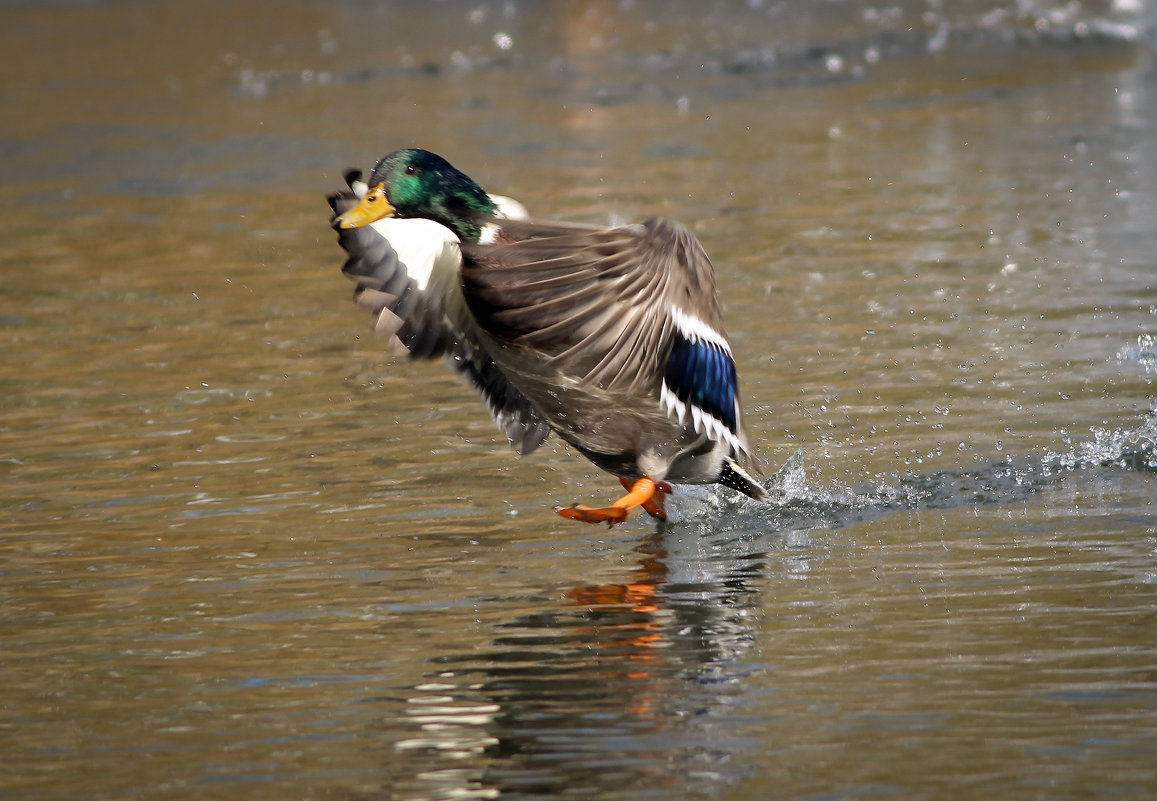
[664,333,738,432]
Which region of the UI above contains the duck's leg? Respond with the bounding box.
[556,477,673,526]
[620,477,672,521]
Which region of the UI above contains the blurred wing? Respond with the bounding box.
[461,217,755,463]
[461,219,672,391]
[328,184,550,454]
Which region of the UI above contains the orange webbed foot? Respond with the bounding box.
[555,477,672,527]
[556,504,630,526]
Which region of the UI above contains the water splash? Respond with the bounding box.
[673,411,1157,538]
[1044,409,1157,472]
[1116,333,1157,375]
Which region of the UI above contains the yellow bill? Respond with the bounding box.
[334,184,395,229]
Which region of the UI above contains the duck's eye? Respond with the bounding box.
[405,165,418,175]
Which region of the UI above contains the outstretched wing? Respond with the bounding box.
[328,178,550,454]
[460,217,757,467]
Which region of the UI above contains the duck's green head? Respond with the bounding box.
[333,149,495,242]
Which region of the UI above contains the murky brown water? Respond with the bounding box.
[3,1,1156,799]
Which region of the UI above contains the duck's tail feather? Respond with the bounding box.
[718,458,766,501]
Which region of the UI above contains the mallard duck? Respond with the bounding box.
[328,148,764,525]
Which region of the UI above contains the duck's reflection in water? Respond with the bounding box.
[389,532,772,800]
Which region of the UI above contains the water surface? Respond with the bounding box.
[2,2,1156,799]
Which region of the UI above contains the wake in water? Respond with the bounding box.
[674,409,1157,538]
